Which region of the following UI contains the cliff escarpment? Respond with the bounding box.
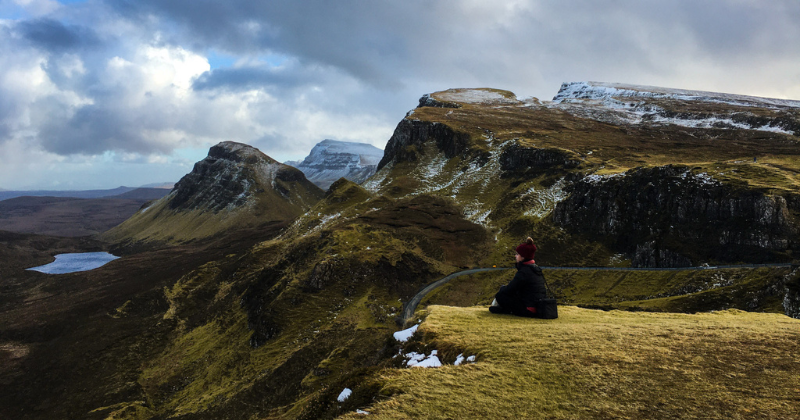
[377,119,474,171]
[553,165,797,267]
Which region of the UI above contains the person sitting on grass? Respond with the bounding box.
[489,237,546,317]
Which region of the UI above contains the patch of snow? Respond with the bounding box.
[644,113,795,135]
[454,354,465,366]
[27,252,120,274]
[454,353,478,365]
[393,324,418,342]
[584,172,625,185]
[435,89,518,105]
[337,388,352,402]
[553,81,800,109]
[404,352,426,366]
[356,409,370,415]
[413,351,442,368]
[405,350,442,368]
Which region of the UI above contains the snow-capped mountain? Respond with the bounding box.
[549,81,800,135]
[286,140,384,190]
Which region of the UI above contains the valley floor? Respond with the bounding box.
[341,306,800,419]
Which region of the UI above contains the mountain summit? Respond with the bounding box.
[286,139,384,189]
[104,141,324,245]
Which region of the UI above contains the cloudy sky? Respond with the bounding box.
[1,0,799,190]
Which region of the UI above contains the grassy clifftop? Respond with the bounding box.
[341,305,800,419]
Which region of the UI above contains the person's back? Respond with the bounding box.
[490,237,546,317]
[516,263,546,307]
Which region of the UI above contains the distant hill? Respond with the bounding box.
[0,185,173,201]
[113,188,171,200]
[103,141,324,245]
[285,139,384,190]
[0,195,162,237]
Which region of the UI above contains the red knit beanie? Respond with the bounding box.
[515,237,537,261]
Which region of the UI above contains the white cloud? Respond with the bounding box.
[1,0,800,189]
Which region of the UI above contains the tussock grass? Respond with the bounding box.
[342,305,800,419]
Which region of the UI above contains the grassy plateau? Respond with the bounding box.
[341,305,800,419]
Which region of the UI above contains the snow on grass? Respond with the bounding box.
[337,388,352,402]
[453,353,478,366]
[403,139,514,227]
[362,163,392,193]
[522,178,569,219]
[435,89,517,105]
[393,324,418,342]
[649,114,796,135]
[551,82,799,135]
[27,252,120,274]
[553,81,800,109]
[406,350,442,368]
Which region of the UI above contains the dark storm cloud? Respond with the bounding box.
[16,18,100,53]
[102,0,800,92]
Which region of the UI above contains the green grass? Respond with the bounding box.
[340,305,800,419]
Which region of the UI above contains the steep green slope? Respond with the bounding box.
[86,178,494,419]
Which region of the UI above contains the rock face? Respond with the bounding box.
[553,165,797,267]
[784,268,800,319]
[104,141,325,244]
[499,145,582,177]
[377,119,473,171]
[286,140,384,190]
[169,141,322,213]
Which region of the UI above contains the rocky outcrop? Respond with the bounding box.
[377,119,472,170]
[784,267,800,319]
[553,165,797,267]
[103,141,325,245]
[170,141,307,212]
[500,145,582,176]
[417,93,461,109]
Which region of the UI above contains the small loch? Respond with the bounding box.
[26,252,120,274]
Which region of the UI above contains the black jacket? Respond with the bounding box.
[501,262,547,307]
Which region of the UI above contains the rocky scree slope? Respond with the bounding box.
[103,141,324,245]
[286,139,384,190]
